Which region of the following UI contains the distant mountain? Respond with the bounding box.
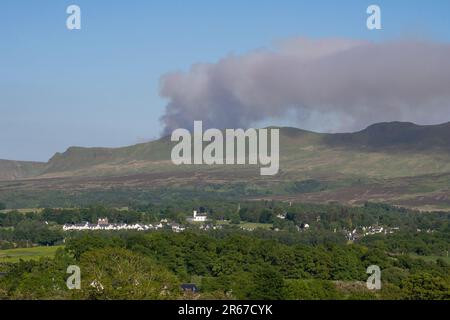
[325,121,450,150]
[2,121,450,181]
[3,121,450,210]
[0,160,45,181]
[43,138,172,174]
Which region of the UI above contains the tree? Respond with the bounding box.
[283,279,339,300]
[13,220,63,246]
[400,273,450,300]
[249,265,284,300]
[65,234,125,260]
[0,256,72,300]
[382,267,409,287]
[259,209,274,224]
[72,247,181,300]
[230,212,241,224]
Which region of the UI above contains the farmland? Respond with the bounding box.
[0,246,63,263]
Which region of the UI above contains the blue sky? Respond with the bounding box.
[1,0,450,161]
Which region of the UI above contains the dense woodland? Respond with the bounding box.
[0,201,449,300]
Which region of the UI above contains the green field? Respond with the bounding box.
[0,208,43,214]
[0,246,63,263]
[239,222,273,230]
[216,220,273,230]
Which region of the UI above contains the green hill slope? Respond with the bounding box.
[3,121,450,210]
[325,121,450,150]
[3,121,450,181]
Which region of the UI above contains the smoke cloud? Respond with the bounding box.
[159,37,450,134]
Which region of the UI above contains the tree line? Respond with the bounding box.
[0,231,448,300]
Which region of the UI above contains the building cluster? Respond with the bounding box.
[63,210,211,233]
[344,225,400,241]
[416,228,435,233]
[362,225,399,236]
[198,224,222,231]
[62,218,186,233]
[61,211,404,240]
[63,221,157,232]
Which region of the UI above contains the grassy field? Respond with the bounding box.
[0,245,63,263]
[0,208,43,214]
[216,220,273,230]
[239,222,273,230]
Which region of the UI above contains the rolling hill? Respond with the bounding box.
[325,121,450,150]
[0,159,45,181]
[2,121,450,209]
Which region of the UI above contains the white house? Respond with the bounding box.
[190,210,208,222]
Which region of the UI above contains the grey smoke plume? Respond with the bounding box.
[159,37,450,134]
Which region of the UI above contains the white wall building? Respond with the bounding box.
[191,210,208,222]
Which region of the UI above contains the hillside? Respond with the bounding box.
[41,137,173,177]
[325,121,450,150]
[2,121,450,210]
[0,160,45,181]
[2,121,450,180]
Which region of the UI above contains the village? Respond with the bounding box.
[344,225,401,241]
[63,217,187,233]
[61,209,404,242]
[62,210,225,233]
